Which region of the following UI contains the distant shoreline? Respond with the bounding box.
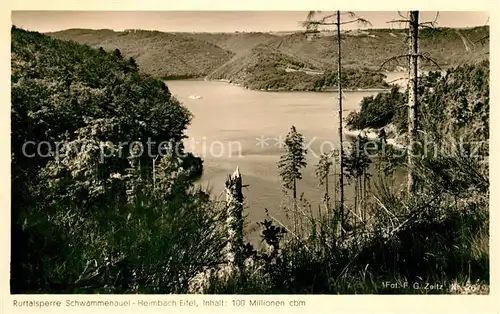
[167,77,392,93]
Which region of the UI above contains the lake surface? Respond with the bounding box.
[166,75,406,240]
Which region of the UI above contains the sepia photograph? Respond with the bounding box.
[10,10,490,295]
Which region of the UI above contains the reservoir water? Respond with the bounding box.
[166,73,406,240]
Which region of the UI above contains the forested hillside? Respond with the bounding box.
[47,28,234,79]
[48,26,489,90]
[11,26,226,293]
[346,60,490,144]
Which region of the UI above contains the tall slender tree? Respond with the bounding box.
[277,126,308,201]
[407,11,419,193]
[277,126,308,231]
[315,150,334,211]
[381,11,441,193]
[302,11,370,238]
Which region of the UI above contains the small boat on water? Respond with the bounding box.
[188,95,203,99]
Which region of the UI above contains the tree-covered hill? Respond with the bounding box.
[12,26,193,171]
[48,26,489,86]
[47,28,234,79]
[206,44,323,91]
[11,26,226,293]
[178,27,489,71]
[346,59,489,145]
[206,44,389,91]
[264,27,489,71]
[180,31,278,57]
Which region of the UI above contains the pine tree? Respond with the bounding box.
[277,126,308,199]
[277,126,307,231]
[315,150,334,211]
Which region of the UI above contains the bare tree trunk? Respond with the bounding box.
[152,155,159,190]
[358,178,361,222]
[333,158,337,207]
[363,173,368,222]
[333,157,338,234]
[407,11,419,193]
[360,175,363,222]
[354,178,357,221]
[293,178,297,233]
[336,11,346,239]
[293,178,297,200]
[325,172,330,212]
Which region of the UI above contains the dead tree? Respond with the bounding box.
[381,11,441,194]
[301,11,370,239]
[407,11,419,192]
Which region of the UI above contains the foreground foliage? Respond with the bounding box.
[11,27,226,293]
[206,60,490,294]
